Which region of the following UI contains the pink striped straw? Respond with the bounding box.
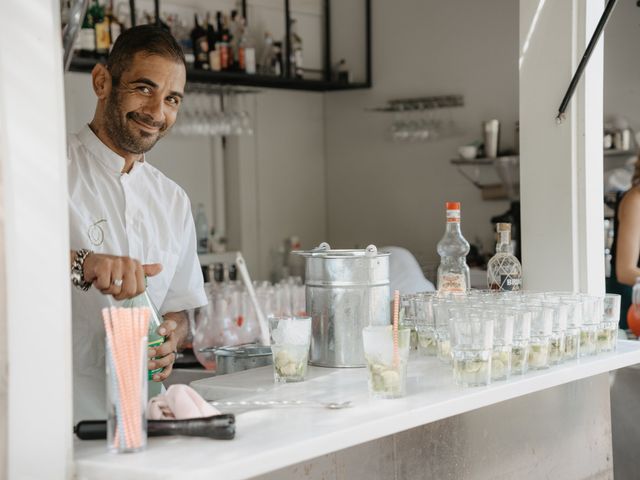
[103,306,149,451]
[103,308,133,449]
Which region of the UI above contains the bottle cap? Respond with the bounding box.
[446,202,460,210]
[497,223,511,232]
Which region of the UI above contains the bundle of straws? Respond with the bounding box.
[102,306,150,452]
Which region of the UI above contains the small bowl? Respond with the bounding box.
[458,145,477,160]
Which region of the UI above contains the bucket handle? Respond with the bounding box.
[315,242,331,251]
[365,245,378,257]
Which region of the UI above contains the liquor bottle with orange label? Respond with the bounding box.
[437,202,470,293]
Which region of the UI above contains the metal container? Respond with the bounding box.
[295,243,390,367]
[199,344,273,375]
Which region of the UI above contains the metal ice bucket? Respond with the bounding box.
[295,243,390,367]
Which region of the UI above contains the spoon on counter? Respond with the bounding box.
[208,399,353,410]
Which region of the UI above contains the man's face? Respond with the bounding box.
[103,53,186,155]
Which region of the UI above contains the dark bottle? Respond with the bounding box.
[213,263,224,283]
[229,10,242,70]
[93,1,110,57]
[287,18,303,78]
[191,13,209,70]
[272,41,284,77]
[228,264,238,282]
[106,1,123,51]
[215,11,230,70]
[77,0,102,58]
[205,12,220,71]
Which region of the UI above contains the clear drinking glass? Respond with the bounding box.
[413,294,437,356]
[362,325,411,398]
[547,302,567,365]
[527,306,553,370]
[268,315,312,383]
[598,294,620,353]
[434,299,454,364]
[545,294,582,361]
[106,337,148,453]
[401,294,419,351]
[511,308,531,375]
[578,295,601,357]
[603,293,621,322]
[450,309,494,387]
[580,295,603,326]
[485,308,514,381]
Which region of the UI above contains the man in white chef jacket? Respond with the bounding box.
[67,25,207,422]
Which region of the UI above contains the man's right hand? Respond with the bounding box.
[82,253,162,300]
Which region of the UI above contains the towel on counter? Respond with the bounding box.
[147,384,220,420]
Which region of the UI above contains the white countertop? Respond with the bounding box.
[74,340,640,480]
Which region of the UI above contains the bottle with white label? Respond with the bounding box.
[487,223,522,291]
[437,202,470,293]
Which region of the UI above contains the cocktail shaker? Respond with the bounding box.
[483,119,500,158]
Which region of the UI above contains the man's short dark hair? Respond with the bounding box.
[106,25,186,85]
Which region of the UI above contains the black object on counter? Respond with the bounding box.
[228,264,238,281]
[213,263,224,283]
[74,414,235,440]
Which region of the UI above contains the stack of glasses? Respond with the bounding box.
[401,290,621,388]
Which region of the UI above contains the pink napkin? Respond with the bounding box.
[147,384,220,420]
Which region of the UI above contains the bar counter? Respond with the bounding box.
[74,341,640,480]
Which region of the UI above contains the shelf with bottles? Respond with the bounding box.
[63,0,371,93]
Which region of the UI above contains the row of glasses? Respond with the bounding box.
[173,92,254,137]
[389,105,461,143]
[192,277,306,369]
[247,290,622,398]
[400,290,621,389]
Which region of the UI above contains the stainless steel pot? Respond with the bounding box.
[199,344,273,375]
[295,243,390,367]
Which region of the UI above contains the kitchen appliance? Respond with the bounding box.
[199,344,273,375]
[295,243,390,367]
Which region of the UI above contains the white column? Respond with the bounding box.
[520,0,605,293]
[0,110,7,480]
[0,1,73,479]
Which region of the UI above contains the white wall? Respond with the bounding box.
[0,100,6,480]
[324,0,517,274]
[604,1,640,134]
[2,1,73,478]
[519,0,604,293]
[224,89,328,280]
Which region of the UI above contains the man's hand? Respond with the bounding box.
[82,252,162,300]
[148,312,189,382]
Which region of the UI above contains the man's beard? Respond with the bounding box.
[104,88,168,155]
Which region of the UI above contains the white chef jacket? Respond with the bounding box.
[68,125,207,422]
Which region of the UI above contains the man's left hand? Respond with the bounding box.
[148,314,187,382]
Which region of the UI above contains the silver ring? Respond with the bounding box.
[112,278,123,287]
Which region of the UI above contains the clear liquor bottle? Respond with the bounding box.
[437,202,470,293]
[487,223,522,291]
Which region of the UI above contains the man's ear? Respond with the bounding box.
[91,64,112,100]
